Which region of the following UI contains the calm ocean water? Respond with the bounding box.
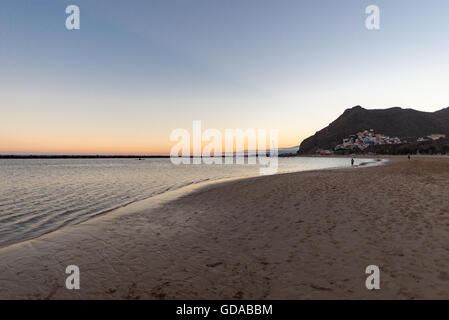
[0,157,375,247]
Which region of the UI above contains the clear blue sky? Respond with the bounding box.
[1,0,449,153]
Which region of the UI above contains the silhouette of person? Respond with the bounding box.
[351,158,354,166]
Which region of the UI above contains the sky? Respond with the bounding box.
[1,0,449,154]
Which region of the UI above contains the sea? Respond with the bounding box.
[0,157,378,247]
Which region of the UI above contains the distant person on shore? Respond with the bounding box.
[408,154,411,160]
[351,158,354,166]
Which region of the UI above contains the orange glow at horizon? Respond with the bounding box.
[0,135,171,155]
[0,131,303,155]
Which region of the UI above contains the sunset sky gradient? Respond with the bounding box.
[1,0,449,154]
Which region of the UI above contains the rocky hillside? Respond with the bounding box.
[299,106,449,154]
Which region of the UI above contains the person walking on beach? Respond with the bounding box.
[408,154,411,160]
[351,158,354,166]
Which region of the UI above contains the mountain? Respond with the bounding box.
[299,106,449,154]
[278,145,300,155]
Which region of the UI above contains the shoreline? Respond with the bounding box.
[0,156,383,250]
[2,156,449,299]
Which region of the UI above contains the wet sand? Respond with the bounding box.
[1,156,449,299]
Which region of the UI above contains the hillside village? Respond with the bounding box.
[334,129,401,151]
[315,129,447,155]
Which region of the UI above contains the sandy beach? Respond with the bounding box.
[1,156,449,299]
